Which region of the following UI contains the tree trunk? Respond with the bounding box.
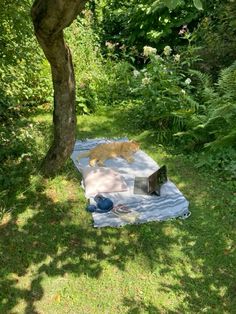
[31,0,87,177]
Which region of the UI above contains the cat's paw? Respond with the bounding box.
[127,157,134,163]
[89,159,97,167]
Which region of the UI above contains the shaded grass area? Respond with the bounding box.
[0,108,235,313]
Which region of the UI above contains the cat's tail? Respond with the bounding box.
[77,151,90,161]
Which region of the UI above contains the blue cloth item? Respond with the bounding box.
[94,195,114,211]
[86,195,114,213]
[86,205,97,212]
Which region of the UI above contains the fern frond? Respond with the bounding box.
[188,69,217,103]
[210,102,236,120]
[203,116,228,132]
[205,129,236,150]
[218,61,236,100]
[188,69,212,87]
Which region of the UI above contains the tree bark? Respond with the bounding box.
[31,0,87,177]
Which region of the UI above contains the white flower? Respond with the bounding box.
[153,54,162,61]
[143,46,157,57]
[174,54,180,62]
[142,77,151,85]
[181,89,186,94]
[105,41,115,50]
[185,78,191,85]
[133,69,140,77]
[163,45,172,56]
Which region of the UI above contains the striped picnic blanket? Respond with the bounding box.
[71,138,190,227]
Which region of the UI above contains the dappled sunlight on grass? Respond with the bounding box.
[0,108,235,313]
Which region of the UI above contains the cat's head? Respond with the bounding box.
[130,140,140,152]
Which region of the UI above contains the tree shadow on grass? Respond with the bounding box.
[1,187,165,313]
[123,298,160,314]
[1,180,235,313]
[154,156,236,313]
[0,112,235,313]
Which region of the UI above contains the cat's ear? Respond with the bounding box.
[130,140,140,148]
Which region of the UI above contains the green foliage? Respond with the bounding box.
[93,0,202,56]
[66,16,103,86]
[170,61,236,178]
[65,17,109,113]
[99,60,136,105]
[179,61,236,151]
[188,148,236,180]
[218,61,236,99]
[0,0,52,120]
[193,0,236,76]
[76,84,98,114]
[65,15,137,113]
[119,46,199,142]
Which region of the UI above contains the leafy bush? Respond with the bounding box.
[65,16,108,113]
[120,46,198,142]
[65,14,137,113]
[0,0,52,120]
[92,0,202,57]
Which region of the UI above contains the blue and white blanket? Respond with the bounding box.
[71,138,190,227]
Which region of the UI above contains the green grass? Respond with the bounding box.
[0,108,235,314]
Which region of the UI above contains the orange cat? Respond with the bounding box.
[77,141,140,166]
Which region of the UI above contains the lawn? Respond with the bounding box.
[0,108,235,314]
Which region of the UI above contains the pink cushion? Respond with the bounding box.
[82,167,128,196]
